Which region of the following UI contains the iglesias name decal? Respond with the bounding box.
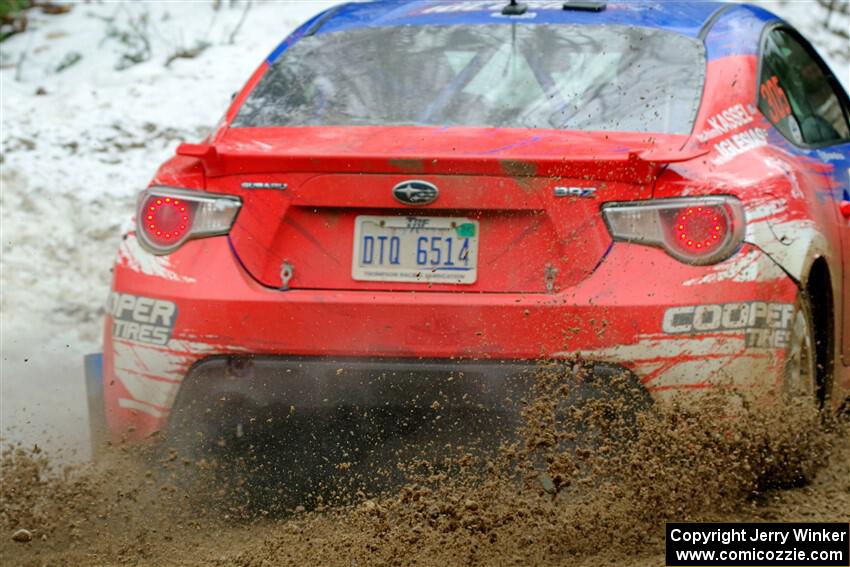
[107,292,177,346]
[662,301,794,349]
[711,127,769,166]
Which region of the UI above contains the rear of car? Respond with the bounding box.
[93,1,818,446]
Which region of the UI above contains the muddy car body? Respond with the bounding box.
[87,0,850,445]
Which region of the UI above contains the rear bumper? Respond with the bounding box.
[177,357,542,412]
[103,233,800,442]
[167,357,651,442]
[84,353,107,452]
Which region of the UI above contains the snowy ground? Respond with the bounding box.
[0,0,847,460]
[0,1,336,458]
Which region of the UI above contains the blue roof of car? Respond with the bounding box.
[320,1,724,36]
[267,1,781,63]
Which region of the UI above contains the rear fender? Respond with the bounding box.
[746,201,831,285]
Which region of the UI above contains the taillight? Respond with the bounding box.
[602,196,745,265]
[136,187,241,255]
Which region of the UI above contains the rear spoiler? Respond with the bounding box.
[176,142,708,183]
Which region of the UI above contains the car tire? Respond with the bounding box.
[764,291,824,488]
[783,291,819,407]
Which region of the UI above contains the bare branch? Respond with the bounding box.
[228,0,252,45]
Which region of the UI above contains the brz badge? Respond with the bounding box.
[392,180,439,206]
[554,186,597,198]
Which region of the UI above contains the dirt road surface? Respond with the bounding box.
[2,381,848,567]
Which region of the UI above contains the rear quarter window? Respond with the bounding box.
[758,28,850,146]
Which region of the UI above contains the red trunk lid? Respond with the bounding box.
[198,126,690,293]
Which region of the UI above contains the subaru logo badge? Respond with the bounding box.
[392,180,439,206]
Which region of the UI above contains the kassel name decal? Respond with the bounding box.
[696,103,755,143]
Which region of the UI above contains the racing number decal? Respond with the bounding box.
[760,76,792,124]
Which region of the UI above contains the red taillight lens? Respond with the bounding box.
[136,187,241,255]
[602,197,745,265]
[142,196,193,246]
[668,205,729,255]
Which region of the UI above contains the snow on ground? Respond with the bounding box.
[0,1,335,458]
[0,0,847,459]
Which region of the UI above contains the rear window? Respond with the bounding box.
[234,24,705,134]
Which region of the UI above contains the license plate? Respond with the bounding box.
[352,216,479,284]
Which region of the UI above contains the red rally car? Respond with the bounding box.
[85,0,850,447]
